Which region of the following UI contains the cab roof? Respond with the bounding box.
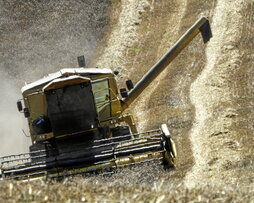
[21,68,113,93]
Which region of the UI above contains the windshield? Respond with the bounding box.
[45,83,98,136]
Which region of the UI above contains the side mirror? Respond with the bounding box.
[105,93,110,101]
[24,108,30,118]
[77,55,86,67]
[120,88,128,98]
[17,101,23,112]
[113,70,119,76]
[126,80,134,90]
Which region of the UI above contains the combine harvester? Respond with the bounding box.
[0,17,212,180]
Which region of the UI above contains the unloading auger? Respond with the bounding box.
[0,16,212,180]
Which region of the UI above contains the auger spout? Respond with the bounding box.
[121,16,212,110]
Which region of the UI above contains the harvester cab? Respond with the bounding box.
[0,16,212,180]
[18,68,135,143]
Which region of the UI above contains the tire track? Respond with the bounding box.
[130,0,188,132]
[184,0,251,188]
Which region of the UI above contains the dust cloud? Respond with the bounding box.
[0,73,29,156]
[0,0,110,156]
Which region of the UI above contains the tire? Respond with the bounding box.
[111,126,131,141]
[29,140,58,162]
[29,142,46,163]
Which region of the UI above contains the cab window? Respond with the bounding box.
[92,79,111,121]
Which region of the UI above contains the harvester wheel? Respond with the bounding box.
[29,140,58,163]
[29,141,45,152]
[111,126,131,141]
[29,141,46,163]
